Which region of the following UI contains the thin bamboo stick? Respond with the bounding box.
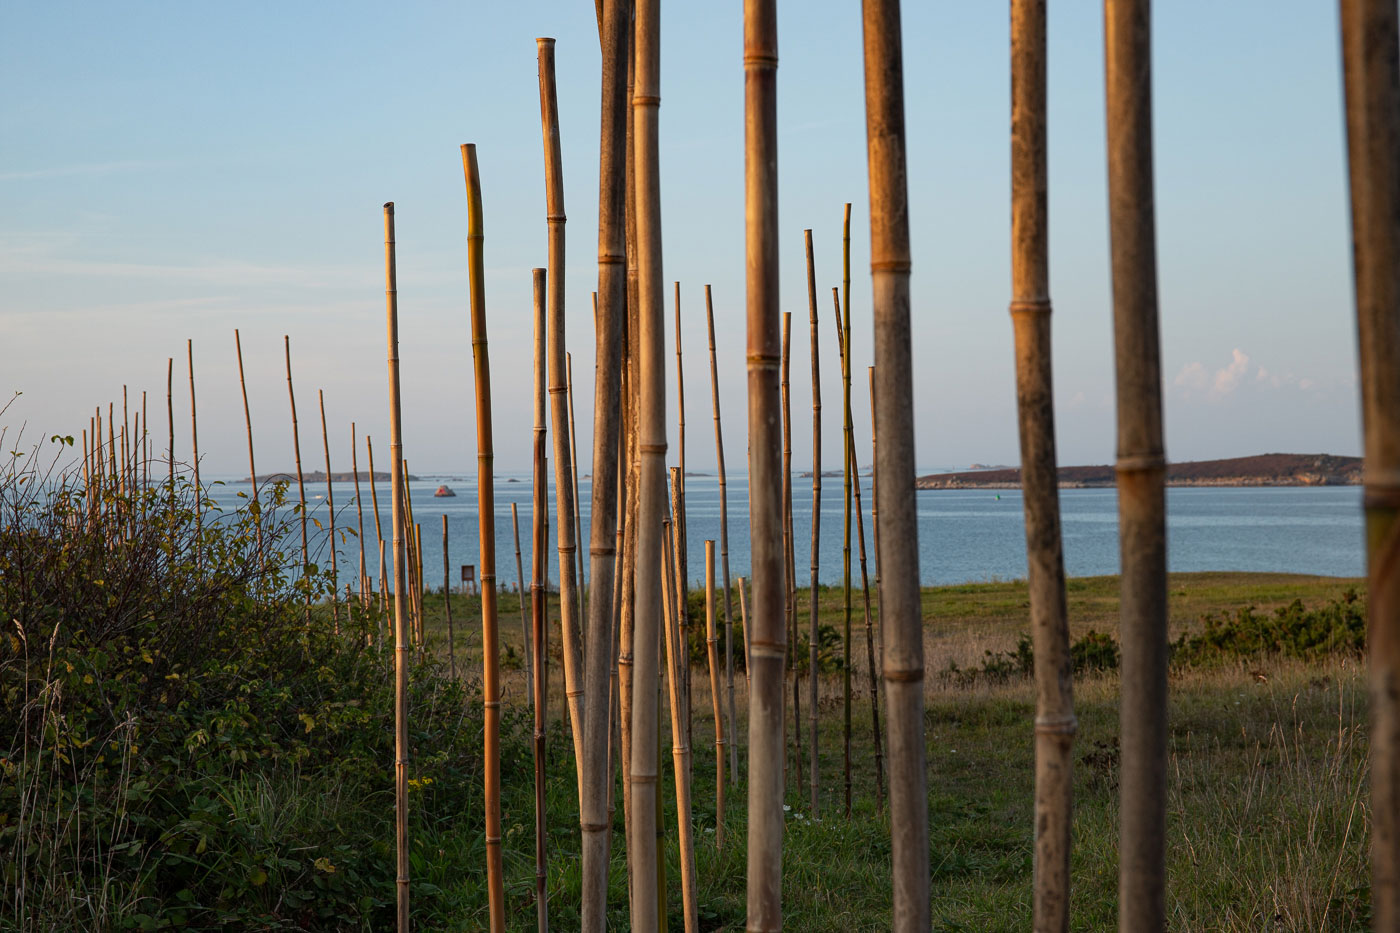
[738,575,751,688]
[1010,0,1075,926]
[620,8,640,906]
[121,386,129,507]
[284,336,310,622]
[461,145,506,933]
[861,1,928,926]
[531,266,551,933]
[805,233,822,818]
[414,521,424,651]
[383,201,412,933]
[630,0,666,919]
[368,436,388,640]
[673,280,692,754]
[868,366,883,670]
[839,201,854,818]
[403,463,422,647]
[351,423,367,607]
[1341,3,1400,924]
[662,513,699,933]
[745,0,784,922]
[234,329,263,569]
[782,310,801,801]
[849,423,885,812]
[187,344,200,563]
[670,466,690,747]
[537,37,586,793]
[705,285,739,783]
[165,359,174,541]
[1103,3,1168,929]
[513,502,534,703]
[140,390,148,511]
[566,351,586,652]
[319,390,339,632]
[379,538,389,636]
[443,514,455,679]
[704,539,725,847]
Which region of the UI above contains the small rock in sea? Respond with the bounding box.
[434,484,457,498]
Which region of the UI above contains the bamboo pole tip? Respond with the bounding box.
[383,201,394,212]
[537,36,556,48]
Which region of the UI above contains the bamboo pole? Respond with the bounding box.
[368,436,387,638]
[284,336,310,622]
[187,344,201,563]
[403,463,423,648]
[862,1,928,926]
[165,359,174,534]
[383,201,412,933]
[670,466,690,746]
[234,329,263,569]
[1103,2,1168,929]
[531,269,551,730]
[140,390,148,511]
[662,513,699,933]
[620,5,640,908]
[443,514,455,679]
[537,38,587,793]
[629,0,666,919]
[868,366,883,670]
[531,267,551,933]
[352,423,367,607]
[461,144,506,933]
[319,390,339,632]
[1342,3,1400,924]
[704,284,738,782]
[745,0,784,923]
[839,202,855,818]
[782,310,801,800]
[566,352,586,648]
[704,539,725,846]
[1010,1,1075,926]
[738,575,752,689]
[414,521,425,651]
[513,502,534,703]
[379,538,389,628]
[805,232,822,818]
[673,280,692,753]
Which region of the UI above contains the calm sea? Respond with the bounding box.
[202,474,1365,589]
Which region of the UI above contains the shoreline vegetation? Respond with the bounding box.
[917,452,1362,490]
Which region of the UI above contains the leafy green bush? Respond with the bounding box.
[1170,590,1365,666]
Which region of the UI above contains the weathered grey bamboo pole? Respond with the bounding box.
[383,202,412,933]
[705,284,739,781]
[782,310,802,800]
[1341,1,1400,925]
[443,514,455,678]
[284,336,310,622]
[318,391,339,631]
[704,539,726,846]
[1010,1,1075,926]
[461,144,506,933]
[531,265,551,933]
[537,37,586,790]
[233,330,263,569]
[512,502,534,703]
[805,233,822,818]
[187,344,201,564]
[674,281,692,752]
[745,0,784,923]
[351,423,367,607]
[1103,2,1168,929]
[862,0,928,926]
[629,0,666,921]
[580,5,628,922]
[662,514,699,933]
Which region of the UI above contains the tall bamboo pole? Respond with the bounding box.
[513,502,534,703]
[318,391,339,631]
[629,0,665,920]
[1103,2,1168,929]
[745,0,784,923]
[566,352,586,645]
[782,311,802,800]
[382,202,412,933]
[443,515,455,678]
[1010,1,1075,926]
[368,436,385,627]
[187,343,201,563]
[140,391,148,510]
[868,367,883,669]
[862,1,928,926]
[531,265,551,933]
[673,280,692,752]
[662,514,699,933]
[705,285,739,781]
[531,273,551,728]
[805,233,822,818]
[1341,4,1400,924]
[538,37,587,790]
[576,5,627,896]
[461,144,507,933]
[351,423,367,606]
[284,336,310,622]
[704,539,725,846]
[165,359,174,529]
[839,202,854,818]
[671,466,690,746]
[738,576,752,689]
[234,329,262,568]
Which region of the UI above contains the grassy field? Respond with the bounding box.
[405,572,1369,931]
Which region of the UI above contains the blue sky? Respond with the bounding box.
[0,1,1361,475]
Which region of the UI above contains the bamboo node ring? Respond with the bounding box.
[629,773,659,784]
[743,52,779,68]
[883,667,924,683]
[640,443,668,454]
[589,545,617,556]
[484,701,501,709]
[1008,299,1052,315]
[870,259,912,272]
[1115,453,1165,473]
[486,836,501,845]
[547,213,567,222]
[749,644,787,660]
[1034,714,1079,735]
[581,822,609,832]
[633,94,661,106]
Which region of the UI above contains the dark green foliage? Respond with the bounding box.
[1170,589,1366,666]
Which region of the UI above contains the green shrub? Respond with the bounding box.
[1170,590,1366,666]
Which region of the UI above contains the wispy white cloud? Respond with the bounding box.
[1212,348,1251,395]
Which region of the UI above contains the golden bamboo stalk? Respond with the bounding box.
[443,514,455,679]
[379,538,389,635]
[513,501,534,703]
[629,0,666,920]
[673,280,692,753]
[1341,3,1400,924]
[351,423,367,607]
[234,329,263,570]
[1103,3,1168,928]
[140,390,148,511]
[537,37,586,791]
[566,351,586,650]
[1010,0,1075,925]
[839,202,854,818]
[383,201,412,933]
[531,266,551,933]
[368,436,388,639]
[805,234,822,818]
[661,512,699,933]
[849,423,885,811]
[461,144,506,933]
[738,575,751,689]
[782,309,801,800]
[745,0,784,922]
[704,539,725,846]
[704,285,739,782]
[868,366,883,669]
[670,466,690,748]
[414,520,425,651]
[621,9,641,905]
[284,335,310,622]
[318,390,339,632]
[403,463,422,648]
[862,1,928,926]
[165,359,174,537]
[187,343,200,563]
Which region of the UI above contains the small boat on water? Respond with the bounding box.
[434,484,457,498]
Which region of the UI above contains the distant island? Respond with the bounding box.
[241,470,416,484]
[916,453,1362,490]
